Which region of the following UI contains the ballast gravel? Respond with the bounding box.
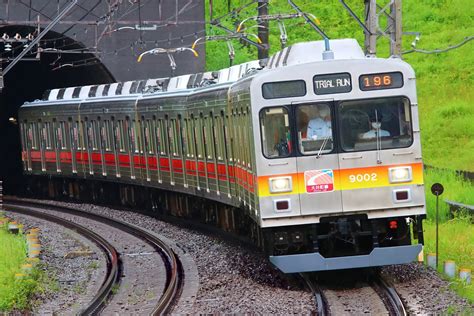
[12,198,474,314]
[382,263,474,315]
[6,212,106,315]
[41,200,316,314]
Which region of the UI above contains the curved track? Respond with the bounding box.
[301,270,406,316]
[6,204,120,315]
[5,198,182,315]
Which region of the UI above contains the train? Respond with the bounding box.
[18,39,426,273]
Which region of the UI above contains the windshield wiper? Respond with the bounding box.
[316,136,330,159]
[374,111,382,164]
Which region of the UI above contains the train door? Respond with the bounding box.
[52,119,61,173]
[294,102,343,216]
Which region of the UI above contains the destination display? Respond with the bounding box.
[262,80,306,99]
[359,72,403,91]
[313,73,352,95]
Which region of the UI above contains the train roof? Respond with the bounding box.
[24,39,372,106]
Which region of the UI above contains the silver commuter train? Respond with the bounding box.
[18,39,426,273]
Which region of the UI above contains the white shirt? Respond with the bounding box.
[307,118,332,139]
[361,129,390,139]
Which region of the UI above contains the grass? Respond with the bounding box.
[423,167,474,220]
[204,0,474,172]
[423,216,474,304]
[0,223,37,311]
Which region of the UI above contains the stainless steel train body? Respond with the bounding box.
[18,39,425,273]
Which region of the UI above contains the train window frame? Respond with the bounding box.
[104,120,112,152]
[259,106,293,159]
[60,121,68,150]
[262,80,307,100]
[195,116,204,159]
[91,120,99,151]
[204,115,214,160]
[184,118,194,158]
[144,119,153,155]
[337,96,414,153]
[44,122,52,150]
[224,113,232,162]
[295,102,335,156]
[214,115,224,161]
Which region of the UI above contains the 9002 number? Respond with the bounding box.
[349,173,377,183]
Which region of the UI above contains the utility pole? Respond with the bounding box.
[257,0,269,59]
[364,0,403,57]
[364,0,377,56]
[389,0,402,56]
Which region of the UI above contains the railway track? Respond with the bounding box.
[7,204,120,315]
[302,269,406,316]
[4,198,182,315]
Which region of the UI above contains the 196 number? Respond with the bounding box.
[349,173,377,183]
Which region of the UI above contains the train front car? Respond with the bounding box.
[248,39,425,273]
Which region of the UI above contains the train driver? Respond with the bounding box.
[360,113,390,139]
[306,105,332,139]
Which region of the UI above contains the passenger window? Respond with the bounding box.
[59,121,68,150]
[195,116,204,158]
[184,119,194,158]
[296,104,333,155]
[204,116,214,159]
[215,116,224,161]
[259,107,292,158]
[44,122,52,149]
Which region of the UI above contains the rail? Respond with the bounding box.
[371,273,407,316]
[5,203,120,315]
[300,273,328,316]
[4,197,181,315]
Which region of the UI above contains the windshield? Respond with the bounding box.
[296,103,334,155]
[339,97,413,152]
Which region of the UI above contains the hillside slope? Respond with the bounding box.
[204,0,474,171]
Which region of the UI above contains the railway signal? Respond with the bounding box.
[431,182,444,270]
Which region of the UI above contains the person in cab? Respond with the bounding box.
[360,112,390,139]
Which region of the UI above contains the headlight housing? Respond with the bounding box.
[269,176,292,193]
[388,166,412,183]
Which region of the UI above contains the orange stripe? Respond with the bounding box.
[258,163,423,197]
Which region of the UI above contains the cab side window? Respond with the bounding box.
[259,107,292,158]
[296,104,333,155]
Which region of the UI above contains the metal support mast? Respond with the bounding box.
[364,0,402,57]
[257,0,269,59]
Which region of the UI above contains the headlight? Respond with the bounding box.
[269,176,292,193]
[388,166,412,183]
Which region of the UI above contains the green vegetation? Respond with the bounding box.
[423,168,474,220]
[423,216,474,303]
[205,0,473,302]
[0,224,36,311]
[204,0,474,171]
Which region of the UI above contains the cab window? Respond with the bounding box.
[296,104,333,155]
[339,97,413,152]
[259,107,292,158]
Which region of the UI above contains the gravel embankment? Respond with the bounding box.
[49,201,316,314]
[382,263,474,314]
[11,198,474,314]
[7,212,106,315]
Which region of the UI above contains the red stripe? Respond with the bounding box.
[28,150,255,192]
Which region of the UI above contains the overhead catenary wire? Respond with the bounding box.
[402,36,474,55]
